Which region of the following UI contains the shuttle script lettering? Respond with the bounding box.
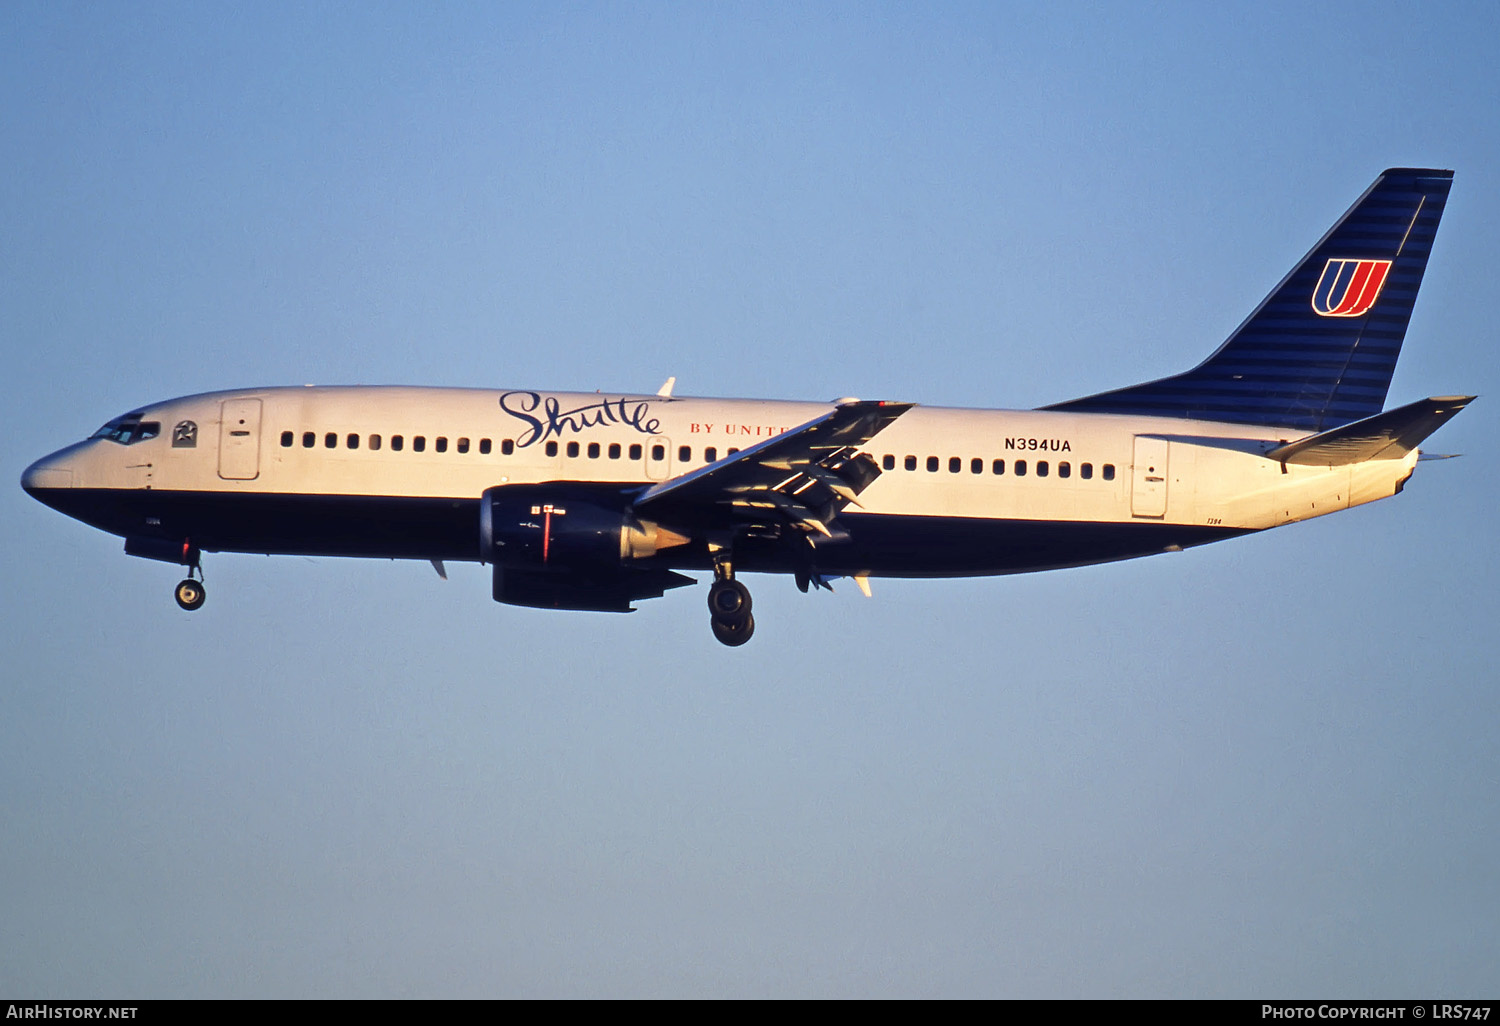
[498,391,662,448]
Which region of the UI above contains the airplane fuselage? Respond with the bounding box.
[23,385,1417,579]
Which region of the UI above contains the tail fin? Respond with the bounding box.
[1045,168,1454,431]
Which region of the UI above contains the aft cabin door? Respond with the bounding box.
[218,398,262,480]
[1131,436,1169,518]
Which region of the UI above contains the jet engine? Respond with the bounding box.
[479,484,693,611]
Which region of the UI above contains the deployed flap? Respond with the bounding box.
[633,400,912,536]
[1267,395,1475,466]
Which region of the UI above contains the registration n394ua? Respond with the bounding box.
[22,169,1472,646]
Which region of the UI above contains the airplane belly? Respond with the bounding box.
[730,513,1249,578]
[39,488,483,561]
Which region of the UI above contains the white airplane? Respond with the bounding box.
[22,168,1472,646]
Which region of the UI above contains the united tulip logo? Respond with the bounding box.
[1312,258,1393,317]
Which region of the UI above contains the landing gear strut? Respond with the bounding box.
[707,559,753,646]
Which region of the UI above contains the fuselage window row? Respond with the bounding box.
[280,430,505,456]
[276,431,1115,482]
[880,453,1115,481]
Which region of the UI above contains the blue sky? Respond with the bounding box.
[3,1,1497,997]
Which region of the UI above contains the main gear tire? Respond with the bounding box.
[710,613,754,647]
[708,579,752,619]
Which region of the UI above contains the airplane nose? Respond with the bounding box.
[21,455,73,496]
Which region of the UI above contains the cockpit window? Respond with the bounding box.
[90,412,160,445]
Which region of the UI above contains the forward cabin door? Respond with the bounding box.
[218,398,262,480]
[1131,435,1169,518]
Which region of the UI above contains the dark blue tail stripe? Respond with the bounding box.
[1046,168,1453,431]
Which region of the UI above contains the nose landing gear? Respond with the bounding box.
[707,561,753,646]
[174,576,206,611]
[174,547,206,612]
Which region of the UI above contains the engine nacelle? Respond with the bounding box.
[479,485,694,612]
[479,484,689,569]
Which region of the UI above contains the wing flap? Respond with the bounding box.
[634,400,912,535]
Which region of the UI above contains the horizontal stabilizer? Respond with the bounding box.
[1266,395,1475,466]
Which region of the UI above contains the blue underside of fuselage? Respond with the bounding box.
[25,487,1251,578]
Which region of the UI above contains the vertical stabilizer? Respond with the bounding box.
[1046,168,1453,431]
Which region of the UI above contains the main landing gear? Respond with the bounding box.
[708,560,753,647]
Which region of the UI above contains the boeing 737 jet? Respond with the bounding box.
[22,168,1471,645]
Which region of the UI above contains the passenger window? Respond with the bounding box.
[882,454,895,471]
[971,458,983,474]
[926,456,939,472]
[413,436,426,453]
[1103,464,1116,480]
[727,447,740,456]
[392,435,404,451]
[302,432,315,448]
[498,439,510,455]
[629,443,642,461]
[1015,459,1027,476]
[1081,463,1092,479]
[590,442,601,459]
[949,457,961,473]
[435,437,447,453]
[480,439,493,455]
[566,441,579,458]
[281,431,293,448]
[1037,461,1048,477]
[652,444,665,461]
[993,459,1004,475]
[678,445,690,462]
[545,441,558,457]
[704,446,717,462]
[1058,461,1070,478]
[325,432,337,448]
[905,455,917,471]
[369,434,382,451]
[609,443,621,459]
[457,438,470,454]
[347,433,359,450]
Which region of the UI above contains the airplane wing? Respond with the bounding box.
[632,400,912,540]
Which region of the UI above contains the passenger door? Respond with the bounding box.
[218,398,262,480]
[1131,435,1169,518]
